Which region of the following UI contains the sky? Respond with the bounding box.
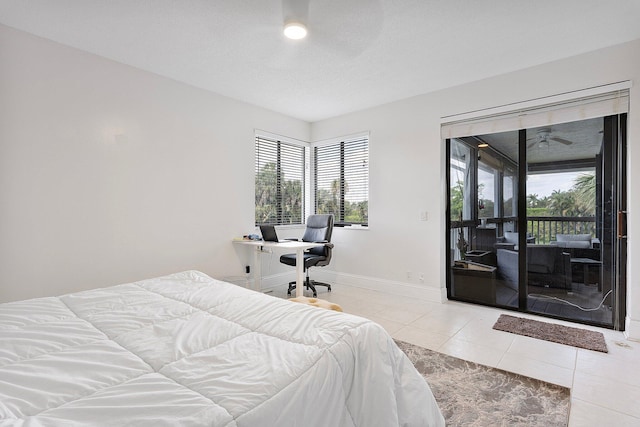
[526,171,584,198]
[452,156,591,202]
[476,171,589,202]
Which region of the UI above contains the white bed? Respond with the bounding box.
[0,270,444,426]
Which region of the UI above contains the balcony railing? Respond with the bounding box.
[527,216,596,244]
[449,216,596,261]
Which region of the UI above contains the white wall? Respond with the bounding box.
[2,22,639,339]
[311,39,640,339]
[0,24,309,302]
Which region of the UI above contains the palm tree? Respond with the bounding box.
[573,173,596,215]
[548,189,578,217]
[255,162,303,224]
[527,193,540,208]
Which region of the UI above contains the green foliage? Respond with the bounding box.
[255,162,303,224]
[524,173,596,217]
[256,144,369,224]
[255,163,277,224]
[345,200,368,223]
[526,207,550,216]
[547,189,578,216]
[573,173,596,215]
[527,193,544,208]
[449,173,595,222]
[316,179,367,224]
[543,173,595,217]
[450,180,464,221]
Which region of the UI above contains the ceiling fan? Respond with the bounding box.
[527,128,574,149]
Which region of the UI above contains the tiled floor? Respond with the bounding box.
[271,283,640,426]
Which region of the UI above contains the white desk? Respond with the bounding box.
[233,240,322,297]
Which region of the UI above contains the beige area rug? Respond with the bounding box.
[493,314,608,353]
[395,340,570,427]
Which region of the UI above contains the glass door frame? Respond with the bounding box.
[603,114,627,330]
[445,114,627,330]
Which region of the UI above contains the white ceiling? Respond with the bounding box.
[477,118,604,165]
[1,0,640,122]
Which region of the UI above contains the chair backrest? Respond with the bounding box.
[526,245,561,274]
[302,214,333,257]
[498,232,535,249]
[503,232,519,245]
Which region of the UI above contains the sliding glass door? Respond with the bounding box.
[446,114,627,329]
[448,134,520,308]
[524,119,609,325]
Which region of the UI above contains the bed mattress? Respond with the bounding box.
[0,270,444,426]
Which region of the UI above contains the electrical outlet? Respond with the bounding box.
[420,211,429,221]
[418,273,424,283]
[406,271,413,280]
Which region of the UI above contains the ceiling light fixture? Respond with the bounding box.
[284,21,307,39]
[538,139,550,149]
[282,0,309,40]
[477,143,489,148]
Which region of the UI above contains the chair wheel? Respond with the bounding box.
[313,292,317,297]
[287,290,291,296]
[328,286,332,292]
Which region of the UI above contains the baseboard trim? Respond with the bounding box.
[257,272,292,291]
[258,270,444,303]
[257,272,636,338]
[624,317,640,342]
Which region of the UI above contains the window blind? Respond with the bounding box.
[255,135,306,225]
[315,136,369,226]
[441,82,631,139]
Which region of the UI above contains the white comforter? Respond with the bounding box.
[0,270,444,426]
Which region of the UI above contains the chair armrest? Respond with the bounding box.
[311,240,333,248]
[307,240,333,248]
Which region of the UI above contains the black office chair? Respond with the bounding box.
[280,214,334,297]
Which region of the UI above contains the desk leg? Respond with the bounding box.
[296,248,305,298]
[253,246,261,292]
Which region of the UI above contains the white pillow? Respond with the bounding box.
[556,234,591,242]
[555,234,592,248]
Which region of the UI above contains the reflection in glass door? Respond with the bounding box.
[447,135,520,307]
[448,139,482,302]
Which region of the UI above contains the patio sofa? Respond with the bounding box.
[496,245,571,290]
